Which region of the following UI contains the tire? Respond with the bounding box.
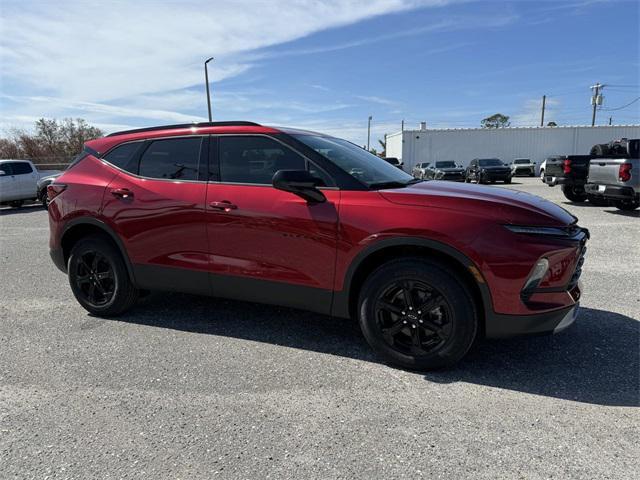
[590,143,610,157]
[539,169,545,180]
[68,235,138,316]
[504,177,511,184]
[358,257,478,370]
[9,200,24,208]
[614,199,640,211]
[529,172,535,177]
[561,185,587,202]
[39,188,49,209]
[478,174,487,184]
[464,173,470,183]
[586,194,609,207]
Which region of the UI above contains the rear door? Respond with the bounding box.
[101,136,210,295]
[204,134,340,313]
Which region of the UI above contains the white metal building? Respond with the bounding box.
[386,124,640,172]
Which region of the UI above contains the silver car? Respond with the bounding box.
[412,162,430,179]
[510,158,536,177]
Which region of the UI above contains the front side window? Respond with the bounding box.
[12,162,33,175]
[139,137,202,180]
[219,136,308,185]
[294,135,414,189]
[103,142,143,173]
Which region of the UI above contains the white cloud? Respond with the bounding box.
[0,0,452,102]
[512,97,560,126]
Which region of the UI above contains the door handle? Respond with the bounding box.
[111,188,133,199]
[210,200,237,211]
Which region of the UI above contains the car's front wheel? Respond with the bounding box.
[614,199,640,211]
[358,258,477,370]
[68,235,139,316]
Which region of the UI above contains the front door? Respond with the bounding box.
[204,134,340,314]
[101,136,210,295]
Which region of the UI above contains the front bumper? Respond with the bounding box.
[513,167,535,176]
[486,303,579,338]
[585,183,638,201]
[50,247,67,273]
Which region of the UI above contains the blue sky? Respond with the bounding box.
[1,0,638,146]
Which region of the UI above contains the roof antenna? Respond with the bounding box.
[204,57,214,122]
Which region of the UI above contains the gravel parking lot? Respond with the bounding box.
[1,177,638,479]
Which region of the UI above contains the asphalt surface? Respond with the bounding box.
[1,177,638,479]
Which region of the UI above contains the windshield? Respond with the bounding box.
[514,159,530,164]
[294,135,415,188]
[479,159,504,167]
[436,161,456,168]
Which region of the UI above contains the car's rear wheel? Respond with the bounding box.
[9,200,23,208]
[504,177,512,184]
[561,185,587,202]
[68,235,138,316]
[358,258,477,370]
[614,199,640,211]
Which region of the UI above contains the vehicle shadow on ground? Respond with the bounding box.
[0,204,43,216]
[604,208,640,218]
[115,295,638,407]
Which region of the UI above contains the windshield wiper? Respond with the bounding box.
[368,178,421,190]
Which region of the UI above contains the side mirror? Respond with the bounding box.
[273,170,326,203]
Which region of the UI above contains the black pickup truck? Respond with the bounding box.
[543,155,593,202]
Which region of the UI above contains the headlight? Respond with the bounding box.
[504,225,573,237]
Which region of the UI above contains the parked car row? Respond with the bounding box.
[411,157,539,184]
[542,138,639,211]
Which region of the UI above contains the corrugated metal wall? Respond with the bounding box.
[386,125,640,172]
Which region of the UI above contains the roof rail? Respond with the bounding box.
[106,121,261,137]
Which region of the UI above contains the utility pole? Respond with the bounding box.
[367,116,372,151]
[590,82,605,126]
[401,119,404,132]
[540,95,546,127]
[204,57,214,122]
[609,117,612,125]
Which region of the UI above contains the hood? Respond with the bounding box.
[439,167,465,173]
[379,181,576,226]
[480,165,510,171]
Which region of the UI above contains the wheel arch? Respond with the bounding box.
[60,218,135,283]
[332,237,494,335]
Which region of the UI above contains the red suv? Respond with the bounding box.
[48,122,588,370]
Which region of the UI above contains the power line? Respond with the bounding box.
[601,96,640,111]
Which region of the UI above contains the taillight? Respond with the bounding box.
[563,159,572,174]
[47,183,67,201]
[619,163,632,182]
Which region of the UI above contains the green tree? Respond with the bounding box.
[481,113,511,129]
[377,138,386,156]
[547,121,557,127]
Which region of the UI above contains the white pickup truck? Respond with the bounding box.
[0,160,61,208]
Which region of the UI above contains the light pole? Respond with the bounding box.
[204,57,214,122]
[367,116,372,151]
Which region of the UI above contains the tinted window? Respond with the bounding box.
[294,135,413,187]
[219,136,307,185]
[514,159,530,164]
[0,163,13,175]
[479,159,504,167]
[436,161,456,168]
[11,162,33,174]
[103,142,143,173]
[139,137,202,180]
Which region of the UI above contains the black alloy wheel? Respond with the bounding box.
[358,258,477,370]
[375,280,453,356]
[73,250,116,307]
[68,235,139,316]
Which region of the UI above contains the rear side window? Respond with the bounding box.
[219,136,307,185]
[11,162,33,174]
[103,142,143,173]
[0,163,14,175]
[139,137,202,180]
